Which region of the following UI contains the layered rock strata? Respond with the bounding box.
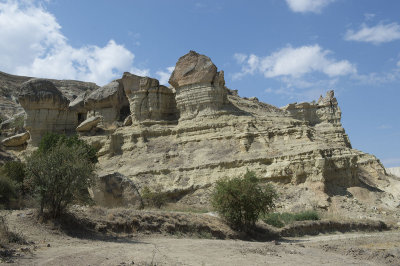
[169,51,229,120]
[6,51,398,213]
[122,73,177,124]
[18,79,78,143]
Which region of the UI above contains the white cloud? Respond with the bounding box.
[0,0,147,85]
[345,22,400,45]
[285,0,335,14]
[397,60,400,68]
[364,13,375,21]
[233,45,356,80]
[156,66,175,85]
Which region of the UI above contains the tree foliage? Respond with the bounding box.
[0,161,26,209]
[38,132,98,163]
[26,135,96,218]
[211,170,277,231]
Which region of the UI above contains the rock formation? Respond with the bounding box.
[3,51,399,214]
[121,73,178,123]
[18,79,78,143]
[1,132,30,147]
[169,51,228,120]
[0,71,98,120]
[89,172,143,208]
[84,80,130,127]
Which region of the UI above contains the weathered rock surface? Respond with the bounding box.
[122,72,177,123]
[169,50,218,88]
[18,79,78,143]
[90,172,143,208]
[76,116,101,132]
[1,132,30,147]
[0,71,97,120]
[5,51,399,215]
[170,51,228,120]
[85,80,129,127]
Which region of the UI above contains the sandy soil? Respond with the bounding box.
[1,210,400,266]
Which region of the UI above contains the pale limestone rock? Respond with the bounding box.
[123,115,132,126]
[90,172,143,208]
[84,80,129,127]
[76,116,101,132]
[1,132,30,147]
[18,79,77,144]
[282,90,342,126]
[170,51,228,120]
[122,72,177,123]
[82,89,396,211]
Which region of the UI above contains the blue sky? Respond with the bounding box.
[0,0,399,167]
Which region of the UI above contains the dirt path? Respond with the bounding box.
[2,210,400,265]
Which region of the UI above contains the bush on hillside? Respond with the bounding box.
[38,132,98,163]
[211,170,277,231]
[141,186,168,209]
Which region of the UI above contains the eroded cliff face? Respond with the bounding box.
[18,79,78,144]
[170,51,229,120]
[4,51,398,212]
[122,73,178,123]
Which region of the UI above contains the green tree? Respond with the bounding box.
[38,132,98,163]
[26,143,95,218]
[211,170,277,231]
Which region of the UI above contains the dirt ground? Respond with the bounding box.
[1,210,400,266]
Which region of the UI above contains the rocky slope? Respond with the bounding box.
[1,51,399,215]
[0,71,98,121]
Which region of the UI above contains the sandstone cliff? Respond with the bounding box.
[2,51,399,215]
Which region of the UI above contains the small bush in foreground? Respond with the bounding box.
[141,186,167,208]
[263,210,320,228]
[26,143,95,218]
[211,170,277,231]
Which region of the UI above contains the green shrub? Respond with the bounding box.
[25,143,95,218]
[263,213,285,228]
[141,186,167,209]
[263,210,320,228]
[38,132,98,163]
[211,170,277,231]
[3,161,26,185]
[0,174,17,209]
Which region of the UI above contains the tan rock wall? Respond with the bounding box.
[175,83,228,120]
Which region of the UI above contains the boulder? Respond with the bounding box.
[1,132,30,147]
[169,50,218,88]
[90,172,143,208]
[76,116,101,132]
[84,80,129,127]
